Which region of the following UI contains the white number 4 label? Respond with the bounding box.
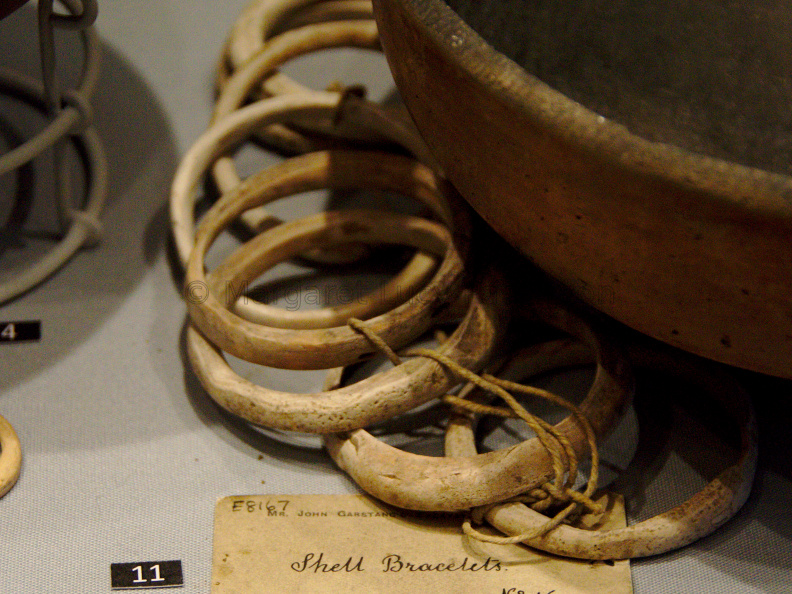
[0,320,41,342]
[1,324,15,340]
[111,560,183,589]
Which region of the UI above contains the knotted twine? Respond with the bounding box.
[347,317,604,546]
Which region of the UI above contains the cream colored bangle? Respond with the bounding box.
[214,6,423,262]
[188,206,466,369]
[275,0,373,30]
[176,148,456,330]
[222,7,378,112]
[217,2,408,195]
[218,10,390,158]
[216,20,379,118]
[452,348,758,559]
[185,238,508,433]
[206,212,438,331]
[226,0,337,73]
[0,415,21,498]
[217,0,374,96]
[211,20,422,195]
[170,92,435,268]
[224,151,453,330]
[179,148,461,331]
[323,300,634,511]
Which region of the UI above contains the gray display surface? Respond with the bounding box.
[0,2,790,592]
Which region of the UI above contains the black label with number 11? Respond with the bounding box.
[111,560,183,589]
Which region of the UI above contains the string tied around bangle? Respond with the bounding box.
[329,83,368,127]
[347,317,604,546]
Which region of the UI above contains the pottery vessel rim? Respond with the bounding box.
[403,0,792,218]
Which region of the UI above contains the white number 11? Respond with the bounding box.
[132,564,165,583]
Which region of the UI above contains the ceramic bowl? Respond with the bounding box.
[373,0,792,378]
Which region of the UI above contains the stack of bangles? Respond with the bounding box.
[169,0,759,561]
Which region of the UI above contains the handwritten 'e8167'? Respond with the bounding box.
[231,499,289,516]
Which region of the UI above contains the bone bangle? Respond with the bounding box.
[207,212,438,330]
[186,251,508,433]
[209,150,455,329]
[217,3,377,253]
[216,19,378,121]
[0,415,21,498]
[204,206,448,328]
[218,11,390,161]
[213,4,423,258]
[178,147,462,331]
[226,0,337,73]
[323,300,634,511]
[453,347,758,560]
[188,206,465,369]
[274,0,373,31]
[217,0,374,96]
[211,90,433,266]
[211,20,404,193]
[220,16,378,112]
[170,92,437,268]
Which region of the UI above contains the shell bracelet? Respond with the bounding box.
[184,151,471,368]
[170,92,436,268]
[324,298,634,511]
[448,343,758,559]
[186,214,507,432]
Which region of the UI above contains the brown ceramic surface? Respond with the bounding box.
[373,0,792,378]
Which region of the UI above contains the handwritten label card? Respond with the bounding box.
[211,494,631,594]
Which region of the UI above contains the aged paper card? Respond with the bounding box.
[211,494,631,594]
